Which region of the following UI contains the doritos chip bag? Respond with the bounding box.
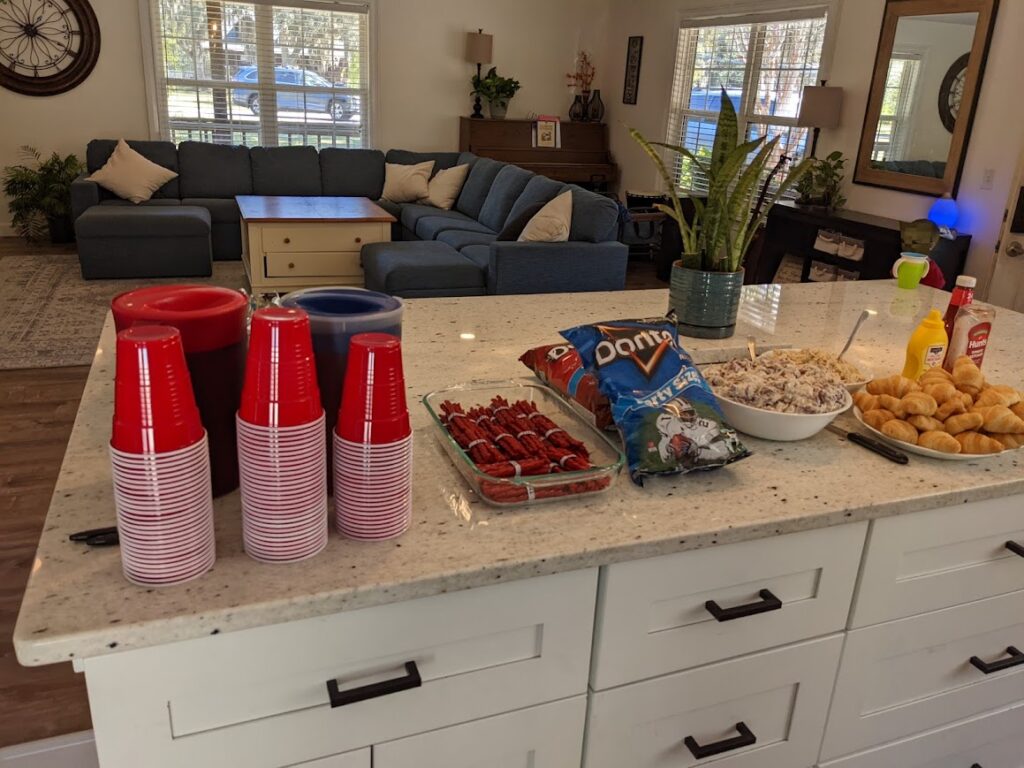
[519,343,614,430]
[561,317,749,484]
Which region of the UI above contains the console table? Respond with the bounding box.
[749,201,971,288]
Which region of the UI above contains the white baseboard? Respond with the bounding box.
[0,731,97,768]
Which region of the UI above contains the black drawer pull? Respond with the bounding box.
[705,589,782,622]
[970,764,982,768]
[326,661,421,708]
[1006,541,1024,558]
[684,721,756,759]
[969,646,1024,674]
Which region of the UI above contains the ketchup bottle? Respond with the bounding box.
[943,275,975,339]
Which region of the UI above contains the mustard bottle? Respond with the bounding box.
[902,309,949,380]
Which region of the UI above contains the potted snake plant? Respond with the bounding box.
[631,90,810,338]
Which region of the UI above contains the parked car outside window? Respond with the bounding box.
[231,66,356,121]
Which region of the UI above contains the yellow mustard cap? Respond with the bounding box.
[921,309,944,329]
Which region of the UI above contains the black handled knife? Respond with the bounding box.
[826,423,909,464]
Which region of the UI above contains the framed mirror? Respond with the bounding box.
[854,0,998,197]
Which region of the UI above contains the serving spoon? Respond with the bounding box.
[837,309,876,361]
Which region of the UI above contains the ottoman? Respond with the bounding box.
[76,206,213,279]
[361,240,486,298]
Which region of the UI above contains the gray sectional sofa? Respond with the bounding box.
[71,140,627,297]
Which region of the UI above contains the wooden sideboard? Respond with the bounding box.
[458,117,617,191]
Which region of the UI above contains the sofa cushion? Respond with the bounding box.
[75,205,210,238]
[87,139,179,203]
[86,139,179,199]
[566,185,619,243]
[436,230,497,251]
[250,146,321,195]
[99,199,181,208]
[181,197,241,224]
[497,201,545,240]
[399,203,472,232]
[383,161,433,203]
[320,148,385,198]
[455,157,505,219]
[415,215,494,241]
[505,175,565,224]
[457,152,478,168]
[361,241,485,294]
[178,142,252,198]
[477,165,534,231]
[518,189,572,242]
[459,244,491,270]
[385,150,462,177]
[421,164,470,210]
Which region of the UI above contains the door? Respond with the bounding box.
[988,148,1024,310]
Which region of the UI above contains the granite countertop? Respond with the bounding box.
[14,281,1024,666]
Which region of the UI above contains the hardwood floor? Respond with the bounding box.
[0,366,92,747]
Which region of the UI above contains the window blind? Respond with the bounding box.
[871,53,921,162]
[665,9,827,195]
[146,0,371,149]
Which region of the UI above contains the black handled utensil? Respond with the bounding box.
[69,526,119,546]
[826,423,909,464]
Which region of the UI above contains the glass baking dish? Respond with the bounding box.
[423,380,624,507]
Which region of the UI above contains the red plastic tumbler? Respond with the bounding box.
[111,326,205,454]
[239,307,323,428]
[335,333,410,444]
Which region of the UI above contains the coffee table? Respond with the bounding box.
[236,196,396,294]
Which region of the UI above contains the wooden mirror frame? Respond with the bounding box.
[853,0,999,197]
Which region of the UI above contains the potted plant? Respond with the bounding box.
[3,146,84,243]
[795,150,847,210]
[631,89,810,338]
[471,67,521,119]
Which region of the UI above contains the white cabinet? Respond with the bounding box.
[852,497,1024,627]
[84,568,596,768]
[287,748,370,767]
[591,523,864,689]
[374,696,586,768]
[585,635,843,768]
[821,588,1024,760]
[820,705,1024,768]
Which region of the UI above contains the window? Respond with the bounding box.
[665,9,828,194]
[145,0,371,149]
[871,53,921,162]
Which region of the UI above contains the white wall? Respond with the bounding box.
[0,0,609,233]
[600,0,1024,297]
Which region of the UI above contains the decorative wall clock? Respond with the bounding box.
[0,0,100,96]
[938,52,970,133]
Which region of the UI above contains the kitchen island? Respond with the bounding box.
[14,281,1024,768]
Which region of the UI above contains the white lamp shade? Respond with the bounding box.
[798,85,843,128]
[465,31,493,64]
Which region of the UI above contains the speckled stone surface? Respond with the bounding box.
[14,281,1024,666]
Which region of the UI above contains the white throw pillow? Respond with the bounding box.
[87,139,178,204]
[382,161,434,203]
[419,164,470,210]
[518,189,573,242]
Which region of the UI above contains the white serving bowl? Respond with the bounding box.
[715,389,853,442]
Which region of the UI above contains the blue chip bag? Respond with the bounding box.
[561,317,749,484]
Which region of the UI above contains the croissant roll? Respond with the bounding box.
[982,405,1024,434]
[935,398,967,421]
[901,391,938,416]
[975,388,1013,408]
[920,366,953,382]
[881,419,919,445]
[909,415,944,432]
[917,430,962,454]
[877,394,906,418]
[960,392,974,408]
[922,382,958,405]
[988,385,1022,406]
[952,360,985,396]
[1012,402,1024,420]
[989,433,1024,450]
[853,391,881,412]
[956,431,1005,454]
[867,375,917,398]
[944,411,985,435]
[863,409,896,430]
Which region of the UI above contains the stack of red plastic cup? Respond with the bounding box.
[109,326,215,587]
[333,333,412,540]
[237,307,328,563]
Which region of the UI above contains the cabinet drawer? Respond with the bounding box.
[852,495,1024,627]
[821,588,1024,760]
[585,635,842,768]
[591,523,865,689]
[374,695,585,768]
[266,251,362,278]
[821,705,1024,768]
[287,748,370,767]
[261,222,387,252]
[84,569,597,768]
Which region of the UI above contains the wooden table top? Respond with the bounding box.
[235,196,396,223]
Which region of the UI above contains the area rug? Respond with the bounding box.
[0,252,248,370]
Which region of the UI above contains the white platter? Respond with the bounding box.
[852,407,1021,461]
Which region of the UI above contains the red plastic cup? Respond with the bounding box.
[239,308,322,428]
[111,326,205,454]
[335,333,410,444]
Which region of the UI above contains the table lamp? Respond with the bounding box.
[465,29,493,119]
[797,81,843,158]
